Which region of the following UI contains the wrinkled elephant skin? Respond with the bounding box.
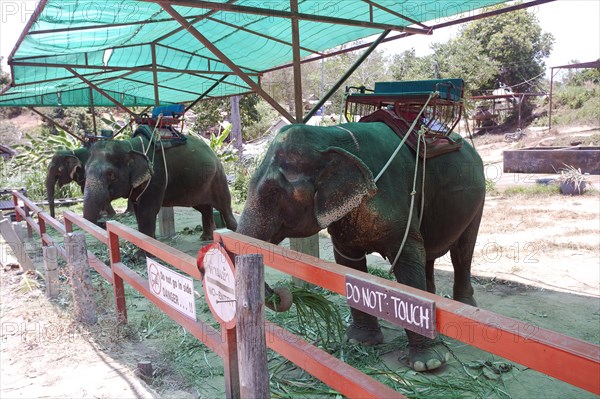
[237,123,486,372]
[83,134,237,240]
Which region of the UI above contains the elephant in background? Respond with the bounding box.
[237,123,485,372]
[45,148,103,218]
[46,147,131,218]
[82,129,237,240]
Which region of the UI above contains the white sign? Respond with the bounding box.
[198,243,236,328]
[147,257,197,321]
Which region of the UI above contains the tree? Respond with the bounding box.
[191,94,261,139]
[461,4,554,92]
[0,57,9,87]
[429,36,499,95]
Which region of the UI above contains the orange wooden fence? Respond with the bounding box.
[9,190,600,397]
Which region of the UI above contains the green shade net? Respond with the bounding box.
[0,0,510,107]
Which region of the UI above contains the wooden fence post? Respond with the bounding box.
[159,207,175,239]
[65,232,97,325]
[12,221,25,243]
[235,254,270,399]
[43,245,59,298]
[0,213,35,272]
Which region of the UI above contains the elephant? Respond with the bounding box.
[45,147,119,219]
[237,122,485,372]
[82,128,237,240]
[46,147,133,218]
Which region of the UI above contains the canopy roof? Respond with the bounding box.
[0,0,545,113]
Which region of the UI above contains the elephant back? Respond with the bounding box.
[132,125,187,150]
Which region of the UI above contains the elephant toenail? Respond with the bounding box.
[413,361,426,371]
[426,359,442,370]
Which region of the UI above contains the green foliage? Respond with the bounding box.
[387,4,553,99]
[551,82,600,125]
[502,184,560,196]
[430,36,499,95]
[563,63,600,86]
[42,107,96,135]
[461,4,554,91]
[554,84,598,110]
[191,94,261,139]
[485,178,498,195]
[13,129,80,166]
[242,99,280,141]
[7,129,82,201]
[207,123,238,164]
[0,57,9,86]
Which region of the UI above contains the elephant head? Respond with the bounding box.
[237,126,377,312]
[46,149,87,218]
[237,125,376,244]
[83,140,152,225]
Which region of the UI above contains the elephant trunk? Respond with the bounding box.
[83,182,109,226]
[45,167,58,218]
[238,203,293,311]
[237,203,279,243]
[264,283,293,312]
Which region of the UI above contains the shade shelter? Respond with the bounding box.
[1,0,554,126]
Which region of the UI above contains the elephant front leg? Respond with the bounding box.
[333,242,384,346]
[392,232,449,371]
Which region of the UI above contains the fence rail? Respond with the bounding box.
[214,230,600,396]
[7,189,600,397]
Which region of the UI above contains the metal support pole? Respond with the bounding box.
[160,3,297,123]
[291,0,303,123]
[151,43,160,106]
[89,87,98,135]
[67,67,136,116]
[28,107,85,144]
[549,67,555,130]
[303,29,391,123]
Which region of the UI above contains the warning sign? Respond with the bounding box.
[147,257,197,321]
[197,243,236,329]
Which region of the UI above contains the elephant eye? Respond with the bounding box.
[106,170,117,182]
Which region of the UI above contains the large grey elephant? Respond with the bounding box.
[83,128,237,240]
[237,122,485,372]
[44,147,118,218]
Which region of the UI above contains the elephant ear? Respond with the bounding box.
[66,157,83,180]
[128,151,152,188]
[314,147,376,228]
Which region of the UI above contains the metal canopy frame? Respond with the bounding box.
[0,0,555,131]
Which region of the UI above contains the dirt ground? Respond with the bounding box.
[1,126,599,399]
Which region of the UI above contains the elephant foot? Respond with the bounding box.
[454,295,477,307]
[200,233,213,241]
[346,324,384,346]
[407,339,450,372]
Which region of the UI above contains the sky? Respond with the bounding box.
[0,0,599,79]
